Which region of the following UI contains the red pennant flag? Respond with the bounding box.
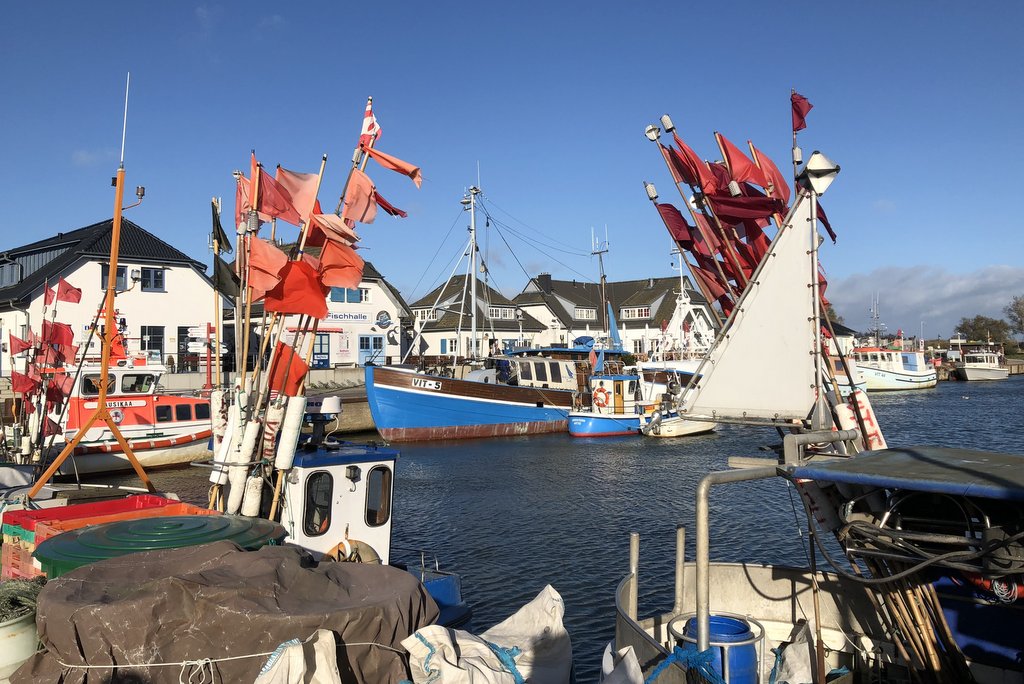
[340,169,378,224]
[43,416,62,437]
[46,378,68,403]
[691,214,722,257]
[268,342,310,397]
[10,370,40,394]
[672,133,719,194]
[817,202,837,243]
[42,320,74,347]
[361,146,422,188]
[655,203,695,251]
[690,264,729,302]
[318,239,365,289]
[707,194,786,223]
[375,191,408,218]
[359,99,382,147]
[275,166,319,223]
[264,261,328,319]
[749,143,791,205]
[792,92,813,132]
[246,237,288,300]
[9,333,31,355]
[716,133,769,188]
[44,284,56,305]
[56,277,82,304]
[659,144,694,187]
[256,165,300,225]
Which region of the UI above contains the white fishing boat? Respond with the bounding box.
[955,350,1008,381]
[849,345,937,390]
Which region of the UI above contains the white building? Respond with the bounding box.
[0,218,225,374]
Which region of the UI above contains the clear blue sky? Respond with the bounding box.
[3,2,1022,338]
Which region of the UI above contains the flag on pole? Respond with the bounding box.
[313,214,360,243]
[211,199,232,252]
[214,255,240,298]
[317,239,365,289]
[748,142,791,205]
[340,169,378,224]
[361,147,422,188]
[268,341,310,397]
[44,283,56,305]
[655,203,695,251]
[716,133,769,188]
[375,191,408,218]
[56,278,82,304]
[263,261,329,319]
[10,370,39,394]
[42,320,74,347]
[817,202,837,243]
[791,92,813,132]
[275,166,320,223]
[246,237,288,300]
[9,333,31,355]
[359,98,381,147]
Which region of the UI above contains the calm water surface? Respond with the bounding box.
[99,376,1024,679]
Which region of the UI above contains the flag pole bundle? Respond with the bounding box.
[209,97,420,516]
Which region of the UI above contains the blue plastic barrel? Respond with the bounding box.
[682,615,757,684]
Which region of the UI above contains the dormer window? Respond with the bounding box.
[574,307,597,321]
[620,307,651,320]
[487,307,515,320]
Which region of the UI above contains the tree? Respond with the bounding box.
[955,315,1011,343]
[1005,295,1024,336]
[824,304,844,325]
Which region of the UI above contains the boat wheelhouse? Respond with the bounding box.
[850,346,937,391]
[955,351,1008,381]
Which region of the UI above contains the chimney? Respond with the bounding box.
[537,273,552,294]
[648,277,654,289]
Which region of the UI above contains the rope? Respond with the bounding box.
[644,644,724,684]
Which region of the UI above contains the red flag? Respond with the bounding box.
[318,239,365,289]
[43,416,62,437]
[313,214,360,243]
[817,202,837,243]
[659,144,694,186]
[257,165,300,225]
[268,342,310,397]
[44,284,56,305]
[655,203,695,250]
[361,146,422,189]
[672,133,719,194]
[691,214,722,257]
[716,133,769,188]
[792,92,813,132]
[10,370,39,394]
[707,194,786,223]
[46,378,68,403]
[359,99,381,147]
[375,191,408,218]
[275,166,319,223]
[56,277,82,304]
[42,320,74,347]
[248,237,289,276]
[9,333,31,355]
[340,169,378,224]
[690,264,729,302]
[588,348,597,368]
[263,261,328,318]
[749,143,791,205]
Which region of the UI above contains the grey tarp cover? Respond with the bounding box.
[13,540,439,683]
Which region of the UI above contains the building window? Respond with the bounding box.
[100,265,127,291]
[329,287,369,303]
[365,466,392,527]
[140,268,165,292]
[140,325,165,360]
[575,308,597,321]
[303,471,333,536]
[415,309,439,322]
[633,339,645,354]
[621,307,651,320]
[487,307,514,320]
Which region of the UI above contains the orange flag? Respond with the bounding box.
[263,261,328,319]
[340,169,378,224]
[275,166,319,222]
[246,237,289,300]
[313,214,359,243]
[318,240,365,289]
[362,146,422,188]
[267,341,309,397]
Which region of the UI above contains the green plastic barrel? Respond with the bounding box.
[33,515,286,578]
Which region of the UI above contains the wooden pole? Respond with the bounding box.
[211,197,223,388]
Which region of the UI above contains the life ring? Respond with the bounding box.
[326,538,382,565]
[593,387,610,408]
[110,409,124,424]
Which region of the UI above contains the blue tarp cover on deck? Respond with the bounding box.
[791,446,1024,501]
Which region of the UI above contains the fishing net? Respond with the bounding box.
[0,576,45,622]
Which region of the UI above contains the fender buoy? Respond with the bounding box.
[327,538,382,565]
[593,387,610,408]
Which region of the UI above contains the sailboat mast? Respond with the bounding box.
[592,229,609,337]
[467,186,480,359]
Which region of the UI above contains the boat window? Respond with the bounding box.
[156,405,172,422]
[175,404,192,421]
[121,373,155,393]
[519,363,533,381]
[535,363,548,382]
[870,353,879,362]
[549,363,562,383]
[365,466,392,527]
[303,471,333,536]
[195,402,211,420]
[81,374,114,397]
[628,380,637,395]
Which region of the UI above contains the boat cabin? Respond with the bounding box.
[468,355,583,393]
[588,373,644,416]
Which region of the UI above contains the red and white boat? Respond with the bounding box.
[55,351,213,475]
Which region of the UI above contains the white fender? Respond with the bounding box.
[208,400,239,485]
[240,474,263,517]
[226,419,262,514]
[274,396,307,470]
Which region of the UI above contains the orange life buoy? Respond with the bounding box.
[593,387,610,408]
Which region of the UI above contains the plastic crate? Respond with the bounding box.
[33,503,219,548]
[2,494,175,549]
[1,543,43,580]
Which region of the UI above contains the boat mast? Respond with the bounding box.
[592,228,609,341]
[465,186,481,360]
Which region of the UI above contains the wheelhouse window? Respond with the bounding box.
[519,362,533,381]
[195,403,211,420]
[140,267,165,292]
[365,466,392,527]
[549,363,562,383]
[81,374,114,396]
[121,373,155,393]
[303,471,333,536]
[156,405,172,422]
[175,404,192,421]
[534,362,548,383]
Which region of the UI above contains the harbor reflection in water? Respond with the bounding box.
[94,376,1024,680]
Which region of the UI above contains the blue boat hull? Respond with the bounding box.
[568,411,641,437]
[365,366,573,442]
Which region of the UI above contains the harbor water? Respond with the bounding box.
[96,376,1024,680]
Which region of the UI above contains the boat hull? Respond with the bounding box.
[365,366,574,442]
[51,431,213,475]
[860,367,937,391]
[568,412,641,437]
[956,366,1009,381]
[644,416,716,438]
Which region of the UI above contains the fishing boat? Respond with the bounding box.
[955,350,1008,381]
[367,187,604,442]
[850,345,937,391]
[568,371,645,437]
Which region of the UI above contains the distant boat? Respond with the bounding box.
[568,372,644,437]
[955,351,1008,381]
[850,346,937,391]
